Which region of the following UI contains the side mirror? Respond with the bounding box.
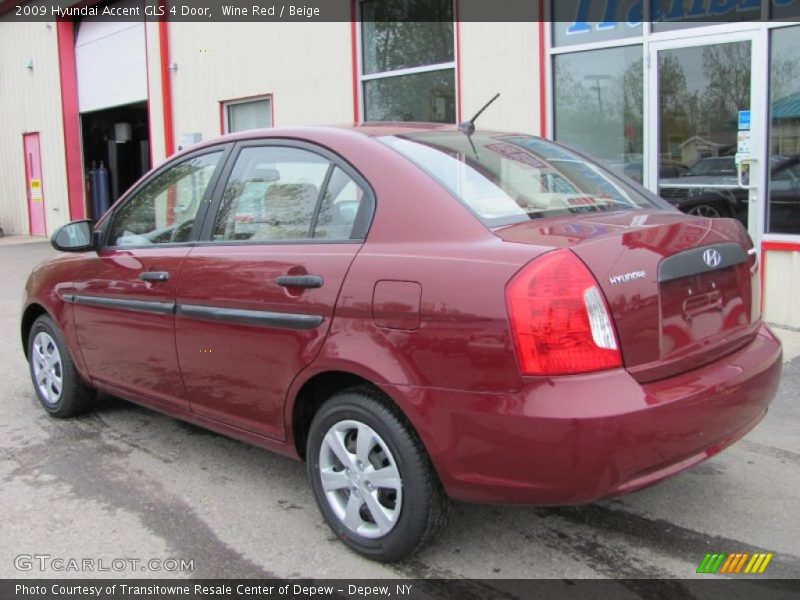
[51,220,97,252]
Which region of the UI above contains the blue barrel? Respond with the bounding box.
[88,163,101,220]
[96,162,111,216]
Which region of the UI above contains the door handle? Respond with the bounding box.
[139,271,170,283]
[737,157,757,190]
[276,275,324,289]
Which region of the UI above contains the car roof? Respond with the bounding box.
[209,122,453,144]
[177,123,528,161]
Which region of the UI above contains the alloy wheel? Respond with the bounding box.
[687,204,723,218]
[32,331,63,406]
[318,419,403,539]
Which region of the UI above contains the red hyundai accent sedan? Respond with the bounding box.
[22,124,782,561]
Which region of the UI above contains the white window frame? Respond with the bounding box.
[355,0,459,123]
[222,95,274,134]
[545,0,800,245]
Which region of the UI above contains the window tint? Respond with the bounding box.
[108,151,222,247]
[212,146,330,242]
[313,167,364,240]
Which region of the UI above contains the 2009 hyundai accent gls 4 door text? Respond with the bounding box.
[22,124,782,562]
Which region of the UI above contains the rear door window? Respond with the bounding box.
[211,145,368,242]
[313,167,365,240]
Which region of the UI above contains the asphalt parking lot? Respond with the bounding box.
[1,238,799,581]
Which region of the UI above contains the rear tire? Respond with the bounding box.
[307,388,450,562]
[27,315,95,418]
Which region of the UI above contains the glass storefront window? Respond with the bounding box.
[553,46,644,181]
[767,26,800,234]
[656,41,751,227]
[360,0,455,123]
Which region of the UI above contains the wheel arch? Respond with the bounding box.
[289,367,424,463]
[20,303,48,358]
[290,370,379,460]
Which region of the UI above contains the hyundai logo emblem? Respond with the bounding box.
[703,248,722,268]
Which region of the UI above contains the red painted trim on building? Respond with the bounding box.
[350,0,359,123]
[537,0,547,137]
[219,101,225,134]
[158,1,174,157]
[55,20,85,221]
[142,9,155,169]
[761,241,800,253]
[760,240,800,314]
[759,244,766,315]
[455,0,462,123]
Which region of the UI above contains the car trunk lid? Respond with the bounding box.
[496,210,759,382]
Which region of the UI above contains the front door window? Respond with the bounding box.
[108,151,223,247]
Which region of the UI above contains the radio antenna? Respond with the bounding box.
[458,93,500,135]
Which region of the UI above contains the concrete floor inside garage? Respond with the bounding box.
[1,238,799,581]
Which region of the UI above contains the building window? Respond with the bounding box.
[767,25,800,235]
[359,0,456,123]
[223,97,272,133]
[553,46,644,182]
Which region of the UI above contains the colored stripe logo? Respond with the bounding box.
[697,552,774,574]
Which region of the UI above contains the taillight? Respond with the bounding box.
[505,249,622,375]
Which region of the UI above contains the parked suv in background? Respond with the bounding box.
[22,125,782,561]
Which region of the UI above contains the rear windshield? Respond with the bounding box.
[379,132,662,227]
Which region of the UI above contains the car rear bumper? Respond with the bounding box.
[392,323,782,505]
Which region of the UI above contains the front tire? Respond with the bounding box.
[28,315,95,418]
[307,388,450,562]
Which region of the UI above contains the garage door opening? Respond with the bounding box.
[74,2,149,219]
[80,102,150,219]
